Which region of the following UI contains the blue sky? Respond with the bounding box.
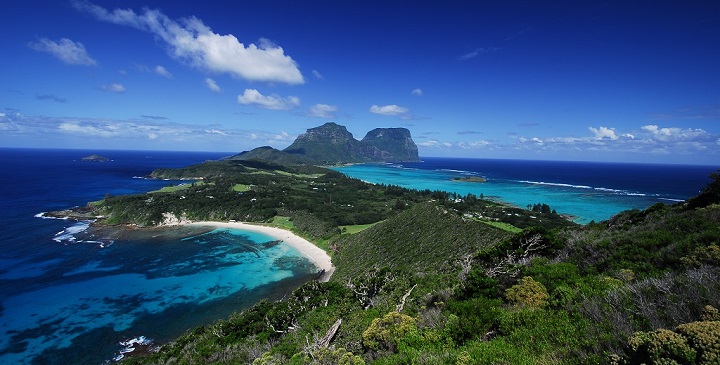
[1,1,719,164]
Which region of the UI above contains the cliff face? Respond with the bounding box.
[284,123,365,163]
[283,122,420,164]
[360,128,420,162]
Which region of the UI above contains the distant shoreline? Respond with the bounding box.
[187,221,335,282]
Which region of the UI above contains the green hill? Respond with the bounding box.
[229,146,315,165]
[332,203,510,280]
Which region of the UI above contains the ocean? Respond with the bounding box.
[332,157,718,224]
[0,149,317,364]
[0,150,716,364]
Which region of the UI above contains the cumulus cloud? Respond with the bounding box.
[589,126,618,140]
[99,83,125,93]
[641,124,709,141]
[308,104,338,118]
[205,78,221,93]
[154,65,172,78]
[28,37,97,66]
[411,88,423,96]
[312,70,324,80]
[237,89,300,110]
[370,104,409,116]
[513,124,715,159]
[74,1,303,84]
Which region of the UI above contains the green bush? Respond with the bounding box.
[627,329,697,364]
[458,269,501,299]
[446,297,503,343]
[362,311,418,352]
[290,347,365,365]
[675,321,720,364]
[504,276,549,308]
[701,305,720,322]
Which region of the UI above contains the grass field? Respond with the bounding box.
[149,181,204,193]
[339,222,381,234]
[232,184,251,192]
[479,219,523,233]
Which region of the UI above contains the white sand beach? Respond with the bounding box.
[188,221,335,282]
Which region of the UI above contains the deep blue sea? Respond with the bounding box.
[0,149,317,364]
[333,157,718,224]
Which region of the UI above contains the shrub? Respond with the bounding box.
[504,276,549,308]
[627,329,696,364]
[362,311,418,352]
[700,305,720,322]
[446,297,503,343]
[675,321,720,364]
[290,347,365,365]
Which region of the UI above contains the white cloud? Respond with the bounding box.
[205,78,221,93]
[417,140,439,147]
[411,88,423,96]
[589,126,618,140]
[312,70,324,80]
[641,124,709,142]
[99,83,125,93]
[28,37,97,66]
[458,140,491,149]
[308,104,338,118]
[237,89,300,110]
[154,65,172,78]
[457,47,498,61]
[74,1,304,84]
[0,112,305,151]
[58,121,126,137]
[370,104,409,116]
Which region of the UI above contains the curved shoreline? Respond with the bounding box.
[188,221,335,282]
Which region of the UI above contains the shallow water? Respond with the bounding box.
[332,158,716,223]
[0,149,318,364]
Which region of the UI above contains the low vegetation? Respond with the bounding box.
[76,161,720,364]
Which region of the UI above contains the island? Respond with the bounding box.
[451,176,487,183]
[81,154,110,162]
[45,124,720,365]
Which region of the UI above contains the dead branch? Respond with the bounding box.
[315,319,342,349]
[396,284,418,312]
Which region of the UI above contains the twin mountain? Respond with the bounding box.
[231,122,420,165]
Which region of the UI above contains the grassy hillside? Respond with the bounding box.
[332,203,510,280]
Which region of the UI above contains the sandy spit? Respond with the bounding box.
[188,221,335,282]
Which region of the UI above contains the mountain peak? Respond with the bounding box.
[283,123,420,164]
